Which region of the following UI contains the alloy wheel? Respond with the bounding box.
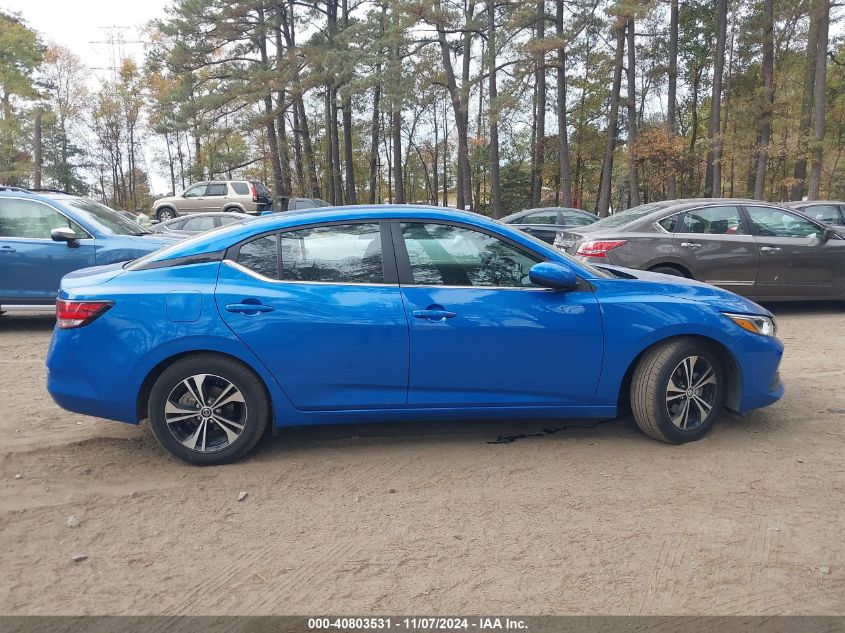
[164,373,248,452]
[665,355,718,431]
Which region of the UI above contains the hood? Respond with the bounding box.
[154,195,181,207]
[596,264,773,317]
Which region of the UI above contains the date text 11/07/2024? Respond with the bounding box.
[307,617,528,630]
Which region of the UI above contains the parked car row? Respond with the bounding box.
[553,198,845,301]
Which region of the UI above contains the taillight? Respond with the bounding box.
[56,299,113,329]
[250,183,258,202]
[576,240,628,258]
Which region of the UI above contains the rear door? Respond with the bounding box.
[203,182,229,212]
[215,221,409,410]
[743,204,845,298]
[393,220,603,407]
[673,204,759,296]
[0,197,95,303]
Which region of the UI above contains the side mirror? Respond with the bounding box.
[821,227,837,242]
[51,227,79,247]
[529,262,578,291]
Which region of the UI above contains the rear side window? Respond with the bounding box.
[280,223,383,283]
[657,214,679,232]
[563,211,595,226]
[231,182,250,195]
[681,206,745,235]
[237,234,279,279]
[182,216,217,232]
[523,211,557,224]
[206,183,228,196]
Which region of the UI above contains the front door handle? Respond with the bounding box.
[412,308,457,322]
[226,302,274,315]
[761,246,782,253]
[680,242,703,248]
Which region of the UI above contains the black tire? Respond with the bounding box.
[148,354,269,465]
[649,265,688,278]
[630,338,725,444]
[156,207,176,222]
[222,206,241,213]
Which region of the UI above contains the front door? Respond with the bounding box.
[393,221,603,407]
[0,197,95,303]
[216,221,409,410]
[743,205,845,298]
[176,183,208,213]
[673,204,759,296]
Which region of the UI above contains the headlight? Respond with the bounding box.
[724,313,777,337]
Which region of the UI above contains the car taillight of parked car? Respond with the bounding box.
[56,299,113,329]
[576,240,628,258]
[250,183,258,202]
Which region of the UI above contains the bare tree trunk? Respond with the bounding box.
[531,0,546,207]
[809,0,829,199]
[257,7,284,199]
[790,4,819,201]
[625,18,640,207]
[704,0,727,197]
[596,22,625,217]
[753,0,774,200]
[368,83,381,204]
[487,0,503,218]
[435,2,473,210]
[330,88,343,203]
[666,0,678,199]
[555,0,572,207]
[392,106,405,203]
[33,108,42,189]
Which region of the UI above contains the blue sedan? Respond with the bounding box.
[45,206,784,465]
[0,188,177,310]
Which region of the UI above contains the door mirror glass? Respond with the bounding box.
[529,262,578,290]
[822,227,837,242]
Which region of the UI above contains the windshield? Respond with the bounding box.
[584,200,677,231]
[64,198,149,236]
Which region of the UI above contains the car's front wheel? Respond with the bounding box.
[148,354,269,465]
[156,207,176,222]
[630,338,725,443]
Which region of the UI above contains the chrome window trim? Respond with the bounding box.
[0,196,94,240]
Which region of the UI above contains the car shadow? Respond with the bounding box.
[0,313,56,332]
[761,300,843,316]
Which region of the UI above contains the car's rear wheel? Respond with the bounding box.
[630,338,725,443]
[148,354,269,465]
[156,207,176,222]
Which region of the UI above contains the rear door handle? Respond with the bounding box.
[412,308,457,321]
[680,242,703,248]
[761,246,782,253]
[226,302,274,315]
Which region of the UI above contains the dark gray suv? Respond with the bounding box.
[554,198,845,301]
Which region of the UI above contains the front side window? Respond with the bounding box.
[183,184,206,198]
[680,206,745,235]
[745,206,821,238]
[280,223,383,283]
[0,199,86,239]
[400,222,540,288]
[237,234,278,279]
[206,183,228,197]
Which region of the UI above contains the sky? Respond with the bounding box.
[2,1,173,193]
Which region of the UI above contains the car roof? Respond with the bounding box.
[784,200,844,206]
[134,205,530,265]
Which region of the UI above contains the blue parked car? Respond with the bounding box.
[0,188,177,310]
[46,206,784,465]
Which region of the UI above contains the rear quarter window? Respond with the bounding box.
[231,182,250,195]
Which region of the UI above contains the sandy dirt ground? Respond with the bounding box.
[0,304,843,616]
